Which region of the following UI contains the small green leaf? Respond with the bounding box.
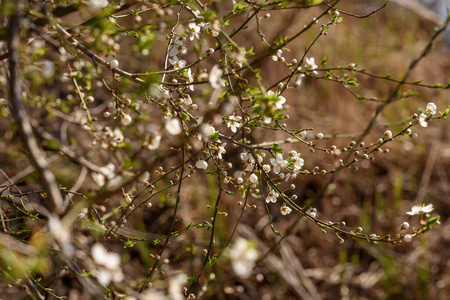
[124,240,136,248]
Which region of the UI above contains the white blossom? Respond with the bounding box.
[227,114,242,133]
[426,102,437,114]
[407,203,434,216]
[78,208,88,219]
[188,22,201,40]
[186,68,194,91]
[266,189,279,203]
[217,143,227,159]
[196,160,208,169]
[280,204,292,215]
[267,90,286,110]
[400,222,410,230]
[113,128,124,142]
[403,234,413,243]
[147,134,161,150]
[169,38,187,57]
[270,153,288,174]
[199,124,216,140]
[109,59,119,69]
[249,173,258,184]
[165,118,182,135]
[92,243,124,285]
[294,74,305,87]
[209,65,224,89]
[92,163,116,186]
[169,56,186,70]
[229,238,259,278]
[305,57,318,72]
[168,273,188,300]
[289,150,304,168]
[418,113,428,127]
[87,0,109,10]
[121,114,132,126]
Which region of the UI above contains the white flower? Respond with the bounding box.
[195,160,208,169]
[418,113,428,127]
[121,114,132,126]
[168,56,186,70]
[270,153,288,174]
[384,130,393,139]
[263,116,272,124]
[193,10,204,20]
[109,59,119,69]
[276,49,283,58]
[267,90,286,110]
[265,189,279,203]
[229,238,259,278]
[217,143,227,159]
[262,164,271,173]
[285,165,301,181]
[280,204,292,215]
[92,163,116,186]
[87,0,109,10]
[299,130,307,138]
[305,57,318,71]
[209,65,224,89]
[92,243,124,285]
[256,154,263,164]
[113,128,124,142]
[78,208,88,219]
[227,114,242,133]
[168,273,188,300]
[169,38,187,57]
[403,234,412,243]
[400,222,410,231]
[426,102,437,114]
[165,118,182,135]
[240,152,252,162]
[289,150,304,168]
[147,134,161,150]
[48,215,74,255]
[186,68,194,91]
[407,203,434,216]
[188,22,201,40]
[249,173,258,184]
[316,133,324,139]
[199,124,216,140]
[294,74,305,87]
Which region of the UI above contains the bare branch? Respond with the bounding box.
[7,11,64,215]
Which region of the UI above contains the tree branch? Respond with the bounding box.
[7,10,64,215]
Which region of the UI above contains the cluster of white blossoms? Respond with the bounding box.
[401,203,436,243]
[91,243,124,285]
[229,238,259,278]
[168,35,188,71]
[418,102,437,128]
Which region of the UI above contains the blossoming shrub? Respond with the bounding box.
[0,0,449,298]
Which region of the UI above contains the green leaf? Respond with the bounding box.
[124,240,136,248]
[271,143,283,155]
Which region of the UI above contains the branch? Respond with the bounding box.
[7,11,64,215]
